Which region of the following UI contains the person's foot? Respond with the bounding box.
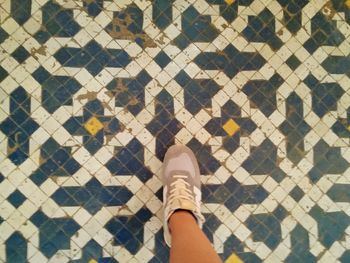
[162,145,204,246]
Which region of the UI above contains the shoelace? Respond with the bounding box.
[168,175,196,206]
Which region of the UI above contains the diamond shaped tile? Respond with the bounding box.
[84,116,104,136]
[223,119,240,136]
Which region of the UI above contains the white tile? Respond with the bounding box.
[40,178,58,196]
[28,189,48,206]
[7,210,27,229]
[163,24,181,39]
[40,193,61,216]
[1,56,18,74]
[84,217,102,237]
[186,118,202,135]
[84,156,103,174]
[215,224,231,242]
[234,223,251,241]
[71,167,92,186]
[145,195,162,214]
[95,147,113,164]
[271,186,288,202]
[94,228,113,246]
[71,229,91,248]
[126,196,144,214]
[310,242,325,257]
[145,61,162,78]
[126,177,143,194]
[234,206,251,222]
[298,195,315,212]
[28,251,48,263]
[75,69,94,85]
[136,185,154,203]
[155,71,171,86]
[7,169,26,187]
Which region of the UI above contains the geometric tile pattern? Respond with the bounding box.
[0,87,39,165]
[1,1,350,262]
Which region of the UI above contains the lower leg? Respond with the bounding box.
[169,210,222,263]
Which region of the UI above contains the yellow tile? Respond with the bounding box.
[225,0,236,5]
[88,260,98,263]
[346,0,350,8]
[347,125,350,132]
[84,116,104,136]
[225,253,244,263]
[223,119,240,136]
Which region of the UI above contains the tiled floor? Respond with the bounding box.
[1,0,350,262]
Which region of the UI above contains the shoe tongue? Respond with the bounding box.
[174,198,196,211]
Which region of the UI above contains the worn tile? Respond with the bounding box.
[1,0,350,262]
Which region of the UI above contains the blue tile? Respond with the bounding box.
[35,71,82,113]
[203,214,221,241]
[0,65,8,82]
[54,40,131,76]
[218,1,240,23]
[145,90,182,159]
[330,0,350,24]
[7,190,26,208]
[104,4,155,48]
[327,184,350,202]
[324,55,350,77]
[278,92,310,165]
[11,46,30,63]
[6,232,27,263]
[30,170,47,186]
[106,207,152,254]
[173,5,219,49]
[286,54,301,70]
[107,72,151,116]
[204,119,225,136]
[223,234,262,262]
[187,138,221,174]
[310,205,350,248]
[242,8,283,50]
[34,1,80,41]
[62,99,122,155]
[154,51,171,68]
[304,74,345,118]
[53,48,71,64]
[30,211,80,258]
[40,241,58,259]
[40,159,59,174]
[0,27,9,43]
[194,44,266,78]
[0,87,39,165]
[308,140,349,182]
[83,0,103,17]
[32,66,51,84]
[303,12,345,53]
[289,185,305,202]
[152,0,173,29]
[10,0,31,26]
[242,139,286,182]
[340,251,350,263]
[247,207,286,249]
[51,177,133,214]
[175,70,220,115]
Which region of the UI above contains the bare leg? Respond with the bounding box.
[169,210,223,263]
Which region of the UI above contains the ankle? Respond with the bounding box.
[169,210,197,231]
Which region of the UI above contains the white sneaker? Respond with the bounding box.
[162,145,204,246]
